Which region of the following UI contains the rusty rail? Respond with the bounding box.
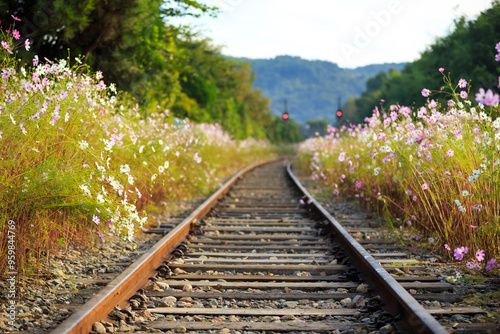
[286,163,449,334]
[52,159,278,334]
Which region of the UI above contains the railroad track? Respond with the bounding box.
[52,160,491,334]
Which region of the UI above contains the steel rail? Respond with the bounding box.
[286,163,449,334]
[52,159,279,334]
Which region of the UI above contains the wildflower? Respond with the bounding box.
[460,91,468,99]
[92,215,100,225]
[373,167,381,176]
[455,199,461,206]
[12,29,20,40]
[485,258,497,270]
[497,42,500,52]
[470,225,477,231]
[120,164,131,173]
[96,194,104,203]
[458,79,467,88]
[466,262,481,269]
[454,246,468,260]
[355,180,362,189]
[446,149,454,157]
[493,119,500,129]
[462,190,469,197]
[475,88,500,107]
[338,152,346,162]
[444,244,451,251]
[447,100,455,107]
[11,15,21,21]
[439,67,444,73]
[159,165,165,173]
[79,140,89,150]
[50,114,60,125]
[421,183,428,190]
[83,163,89,168]
[429,100,437,108]
[421,88,431,97]
[25,39,30,51]
[79,184,91,197]
[151,174,157,181]
[415,235,420,241]
[406,220,411,226]
[405,189,412,196]
[1,41,11,53]
[128,175,134,185]
[476,249,485,262]
[459,206,466,212]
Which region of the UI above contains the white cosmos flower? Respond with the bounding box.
[79,140,89,150]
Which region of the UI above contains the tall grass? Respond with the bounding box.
[298,61,500,272]
[0,19,275,273]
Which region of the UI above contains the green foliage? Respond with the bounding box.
[243,55,405,124]
[350,1,500,122]
[305,119,329,137]
[0,44,276,272]
[0,1,300,142]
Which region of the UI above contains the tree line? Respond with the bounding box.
[342,1,500,124]
[0,0,302,142]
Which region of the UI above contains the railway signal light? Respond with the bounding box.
[336,96,342,119]
[282,98,289,120]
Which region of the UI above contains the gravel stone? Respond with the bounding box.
[92,322,107,334]
[356,283,369,294]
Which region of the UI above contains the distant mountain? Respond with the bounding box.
[239,56,406,124]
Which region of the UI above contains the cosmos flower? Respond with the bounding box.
[454,246,468,260]
[475,88,499,107]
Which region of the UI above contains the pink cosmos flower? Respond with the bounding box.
[444,244,451,251]
[458,79,467,88]
[466,262,480,269]
[470,225,477,231]
[446,149,454,157]
[460,91,468,99]
[476,249,485,262]
[11,15,21,21]
[355,180,362,189]
[421,183,428,190]
[421,88,431,97]
[454,246,468,260]
[92,215,100,225]
[476,88,500,106]
[439,67,444,73]
[1,41,10,51]
[25,39,30,51]
[485,258,497,270]
[496,42,500,52]
[12,29,20,40]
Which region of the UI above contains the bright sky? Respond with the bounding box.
[170,0,495,68]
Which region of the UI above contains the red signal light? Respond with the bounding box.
[336,110,343,117]
[282,112,289,120]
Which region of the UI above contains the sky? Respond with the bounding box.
[170,0,495,68]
